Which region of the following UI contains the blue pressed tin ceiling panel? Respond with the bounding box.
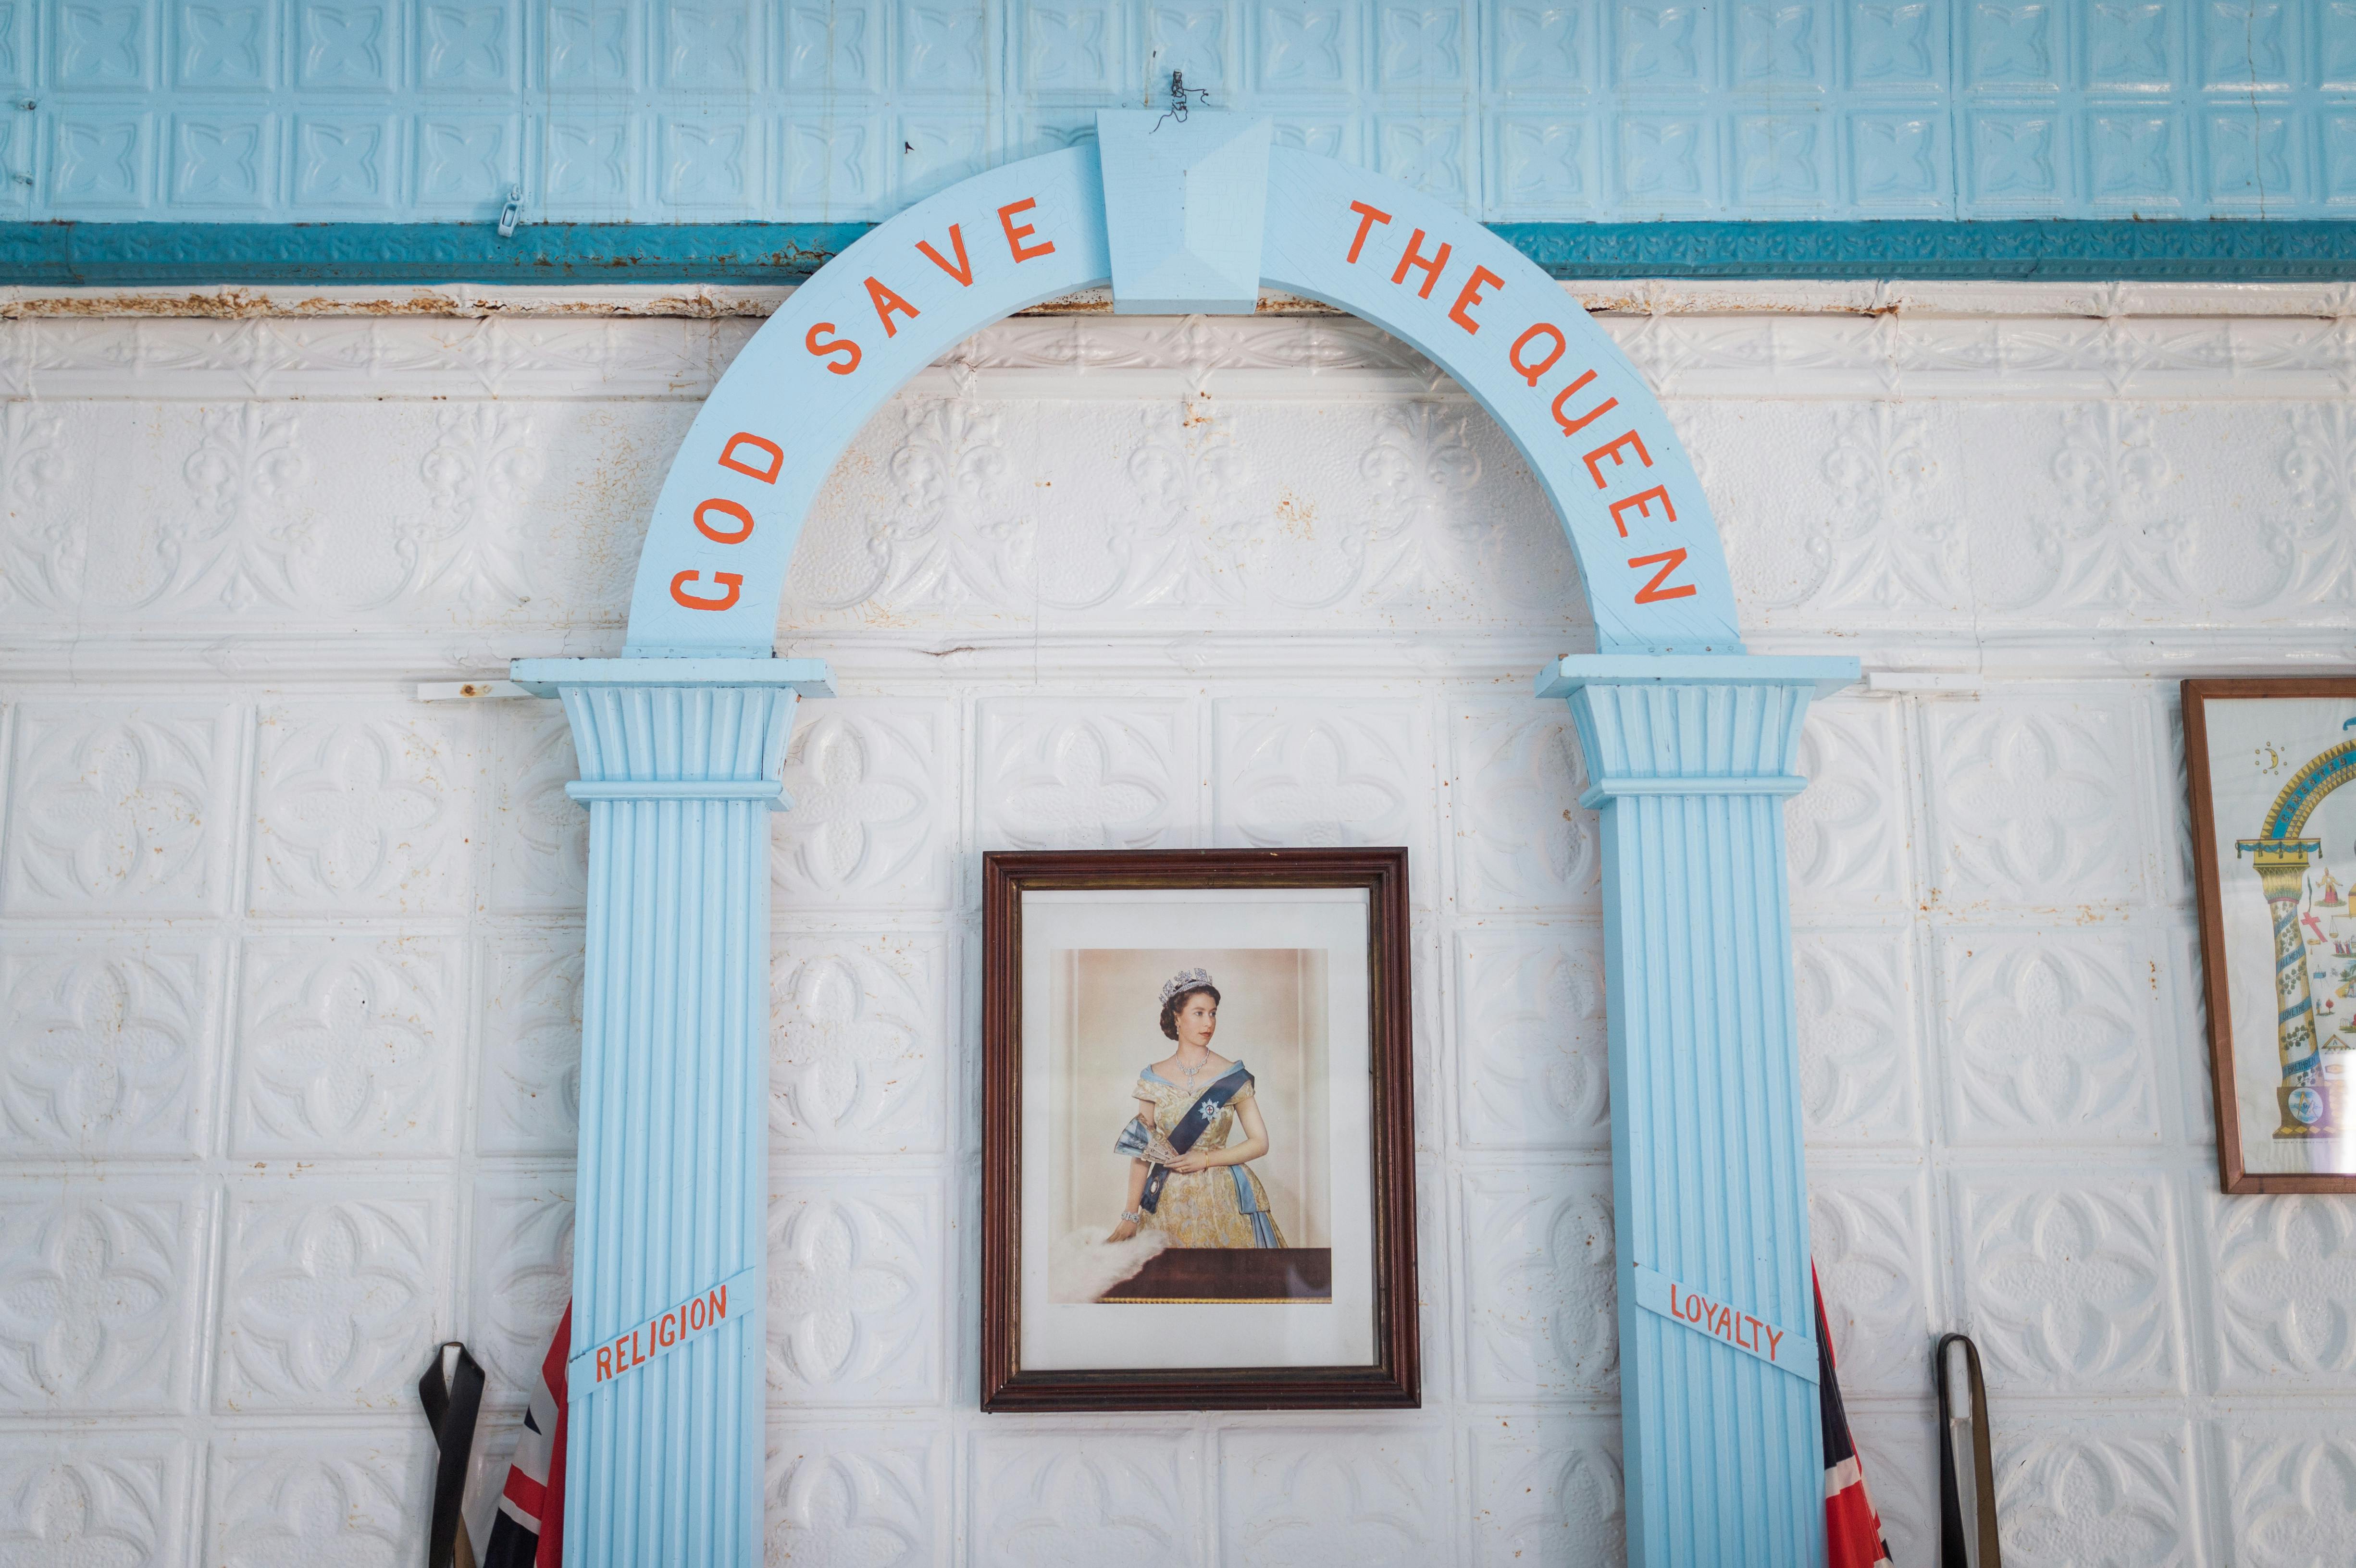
[2,0,2353,279]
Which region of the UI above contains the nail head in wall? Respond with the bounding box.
[417,679,530,701]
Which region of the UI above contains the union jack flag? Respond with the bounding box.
[1817,1268,1894,1568]
[483,1305,570,1568]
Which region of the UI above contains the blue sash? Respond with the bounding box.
[1116,1062,1253,1215]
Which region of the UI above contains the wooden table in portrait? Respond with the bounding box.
[1096,1246,1334,1303]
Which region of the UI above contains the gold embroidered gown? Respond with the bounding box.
[1128,1064,1286,1248]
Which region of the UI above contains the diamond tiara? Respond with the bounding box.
[1158,967,1215,1007]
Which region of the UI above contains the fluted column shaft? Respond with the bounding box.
[511,657,833,1568]
[1540,654,1857,1568]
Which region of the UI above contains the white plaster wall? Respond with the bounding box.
[3,284,2354,1566]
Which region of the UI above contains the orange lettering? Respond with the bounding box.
[694,498,754,544]
[709,1284,728,1321]
[1509,322,1565,386]
[1628,548,1698,604]
[1584,430,1651,488]
[718,431,783,483]
[1550,370,1617,436]
[998,198,1054,262]
[1610,484,1675,536]
[1345,199,1392,264]
[865,275,919,336]
[1764,1325,1784,1358]
[596,1346,612,1380]
[805,321,861,374]
[916,223,973,285]
[1389,228,1451,298]
[689,1297,706,1332]
[1449,264,1502,333]
[670,570,744,611]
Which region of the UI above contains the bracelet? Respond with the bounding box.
[1120,1209,1145,1225]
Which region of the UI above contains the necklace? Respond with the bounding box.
[1176,1052,1210,1090]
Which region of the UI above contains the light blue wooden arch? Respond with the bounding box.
[620,133,1743,659]
[517,113,1858,1568]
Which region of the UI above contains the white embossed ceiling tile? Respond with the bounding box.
[768,697,960,907]
[0,929,225,1159]
[1917,686,2158,913]
[1215,1426,1454,1565]
[765,1174,946,1407]
[1457,1161,1616,1405]
[974,698,1202,853]
[484,698,590,917]
[230,931,468,1159]
[205,1429,435,1565]
[248,700,479,918]
[1447,698,1600,917]
[214,1176,458,1414]
[1451,925,1609,1154]
[0,699,244,915]
[1467,1417,1626,1568]
[1806,1163,1940,1398]
[464,1172,574,1402]
[968,1430,1204,1568]
[0,1183,214,1415]
[1790,925,1926,1149]
[0,1436,198,1564]
[766,1424,949,1565]
[768,929,952,1156]
[1784,692,1914,911]
[1934,926,2174,1148]
[1945,1168,2190,1399]
[474,929,586,1159]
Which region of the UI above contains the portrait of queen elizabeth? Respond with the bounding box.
[1104,968,1287,1250]
[993,863,1407,1397]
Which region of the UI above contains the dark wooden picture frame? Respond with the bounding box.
[2185,677,2356,1194]
[980,848,1420,1410]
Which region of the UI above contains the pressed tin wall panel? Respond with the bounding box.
[5,286,2356,1561]
[5,0,2356,223]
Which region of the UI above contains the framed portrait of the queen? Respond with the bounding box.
[980,849,1420,1410]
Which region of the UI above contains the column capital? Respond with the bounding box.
[508,655,836,697]
[1534,653,1860,805]
[1533,653,1858,701]
[509,656,835,813]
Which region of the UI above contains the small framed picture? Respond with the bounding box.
[979,848,1420,1410]
[2186,678,2356,1192]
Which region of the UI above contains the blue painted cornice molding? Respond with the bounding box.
[6,220,2356,287]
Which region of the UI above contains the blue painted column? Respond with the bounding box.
[1538,654,1858,1568]
[510,656,832,1568]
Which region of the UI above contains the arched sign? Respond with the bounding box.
[527,113,1852,1568]
[620,139,1743,659]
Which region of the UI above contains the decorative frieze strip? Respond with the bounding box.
[10,277,2356,322]
[10,304,2356,404]
[4,625,2348,689]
